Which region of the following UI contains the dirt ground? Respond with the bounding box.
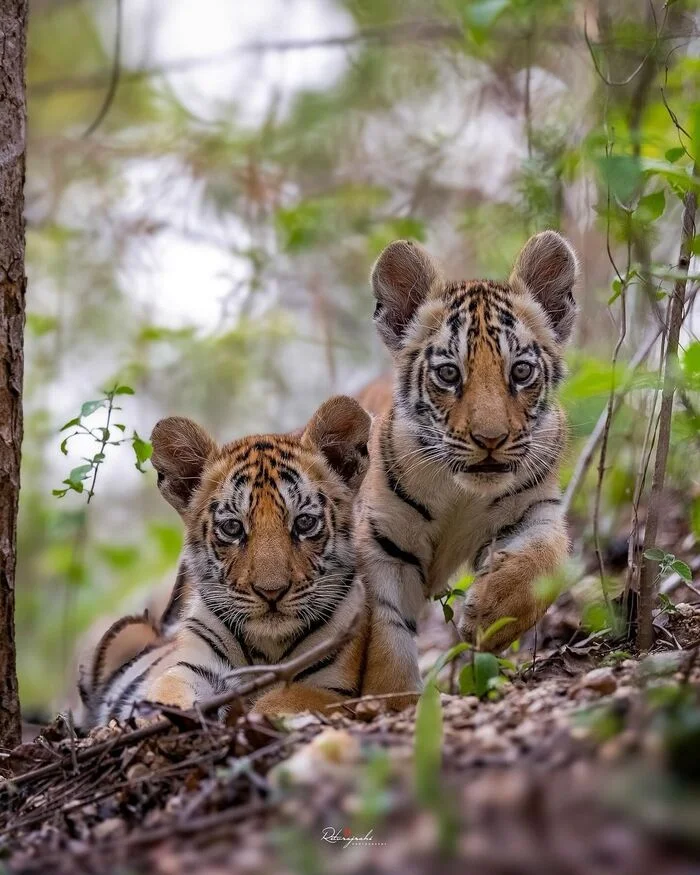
[2,598,700,875]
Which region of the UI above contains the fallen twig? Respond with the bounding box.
[0,612,360,794]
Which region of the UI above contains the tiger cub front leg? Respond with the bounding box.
[459,529,569,652]
[361,560,424,710]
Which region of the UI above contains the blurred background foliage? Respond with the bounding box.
[19,0,700,713]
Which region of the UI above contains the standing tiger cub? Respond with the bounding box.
[81,396,373,725]
[356,231,578,699]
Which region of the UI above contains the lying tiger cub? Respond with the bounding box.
[80,396,373,725]
[356,231,579,700]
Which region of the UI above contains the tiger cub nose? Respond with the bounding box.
[251,581,291,606]
[470,430,508,450]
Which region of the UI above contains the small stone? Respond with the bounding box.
[92,817,125,840]
[126,763,150,782]
[577,667,617,696]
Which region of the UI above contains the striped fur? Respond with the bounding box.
[82,396,373,725]
[356,232,579,702]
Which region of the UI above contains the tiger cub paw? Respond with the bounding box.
[146,671,196,711]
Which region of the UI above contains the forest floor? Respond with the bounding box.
[2,596,700,875]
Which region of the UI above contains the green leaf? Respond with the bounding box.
[114,423,127,432]
[665,147,685,164]
[414,681,443,804]
[68,463,92,487]
[479,616,516,647]
[275,201,325,253]
[429,642,472,682]
[474,652,500,696]
[132,433,153,471]
[458,663,476,696]
[644,547,667,562]
[80,399,107,418]
[60,437,70,456]
[114,385,135,395]
[60,416,81,432]
[441,602,454,623]
[637,189,666,223]
[671,559,692,581]
[608,277,623,305]
[450,575,474,595]
[596,154,642,204]
[465,0,510,30]
[459,652,501,698]
[26,313,58,337]
[683,342,700,389]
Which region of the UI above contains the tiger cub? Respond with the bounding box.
[356,231,579,699]
[81,396,373,725]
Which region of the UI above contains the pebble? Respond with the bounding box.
[575,667,617,696]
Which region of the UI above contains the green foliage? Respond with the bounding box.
[458,652,501,698]
[414,680,443,805]
[643,548,692,582]
[53,385,151,501]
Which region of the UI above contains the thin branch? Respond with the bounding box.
[638,160,699,650]
[563,325,661,514]
[625,357,663,603]
[82,0,122,138]
[0,611,360,792]
[584,1,668,88]
[31,19,462,98]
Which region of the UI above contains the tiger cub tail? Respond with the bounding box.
[79,612,160,723]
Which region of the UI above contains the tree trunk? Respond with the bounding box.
[0,0,28,750]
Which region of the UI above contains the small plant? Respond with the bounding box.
[435,574,473,623]
[643,547,692,583]
[53,384,152,502]
[458,651,515,699]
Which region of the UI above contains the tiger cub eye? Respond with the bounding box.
[511,361,534,384]
[435,363,461,386]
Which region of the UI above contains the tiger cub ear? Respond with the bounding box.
[150,417,218,515]
[510,230,579,344]
[302,396,371,491]
[371,239,443,352]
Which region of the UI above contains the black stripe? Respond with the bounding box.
[382,416,433,522]
[294,652,339,683]
[490,464,555,506]
[99,640,160,699]
[375,595,417,635]
[161,566,189,629]
[388,617,417,635]
[186,620,231,665]
[326,686,358,698]
[234,632,266,666]
[279,569,356,660]
[175,661,228,693]
[108,650,169,720]
[371,523,424,574]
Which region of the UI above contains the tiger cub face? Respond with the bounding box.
[371,231,579,497]
[151,396,370,643]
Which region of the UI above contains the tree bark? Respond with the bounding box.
[0,0,27,750]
